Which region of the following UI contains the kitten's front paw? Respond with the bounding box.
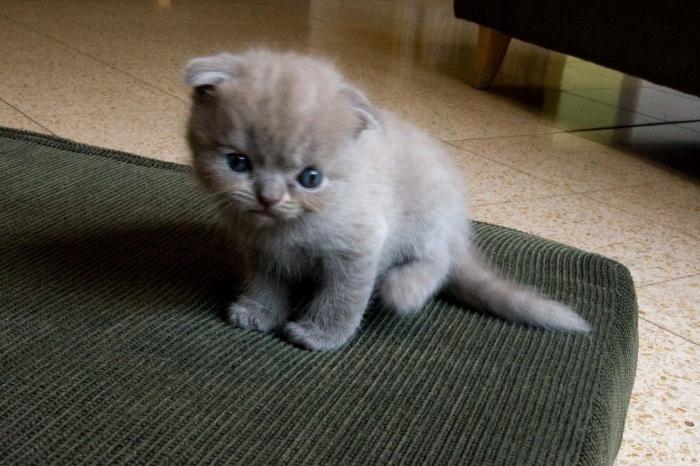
[282,321,352,351]
[227,297,283,333]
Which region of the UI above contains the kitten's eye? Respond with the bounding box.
[297,167,323,189]
[226,153,252,173]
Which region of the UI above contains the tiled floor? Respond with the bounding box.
[1,0,698,463]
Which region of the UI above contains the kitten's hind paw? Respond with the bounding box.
[227,297,284,333]
[282,321,352,351]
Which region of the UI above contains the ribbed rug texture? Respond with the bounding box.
[0,127,638,465]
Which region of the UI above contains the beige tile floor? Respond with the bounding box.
[1,0,698,463]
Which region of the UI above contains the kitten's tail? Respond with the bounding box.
[449,248,592,333]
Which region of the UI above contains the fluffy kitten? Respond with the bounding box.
[185,49,591,351]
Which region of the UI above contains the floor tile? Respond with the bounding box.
[0,0,125,24]
[371,75,559,140]
[33,101,191,164]
[576,124,700,178]
[495,51,627,91]
[679,122,700,133]
[298,55,562,140]
[567,59,627,82]
[0,17,66,66]
[0,22,181,116]
[443,143,569,205]
[636,276,700,344]
[9,21,199,102]
[300,45,562,140]
[6,9,562,141]
[0,17,191,156]
[569,87,700,122]
[0,101,48,133]
[586,179,700,239]
[491,89,661,131]
[452,132,683,193]
[472,195,700,286]
[615,321,700,465]
[1,65,180,121]
[643,82,700,100]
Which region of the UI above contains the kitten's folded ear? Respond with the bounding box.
[184,53,242,95]
[340,85,382,133]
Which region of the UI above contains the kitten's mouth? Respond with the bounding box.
[249,209,276,219]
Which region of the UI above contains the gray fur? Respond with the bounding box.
[185,49,591,351]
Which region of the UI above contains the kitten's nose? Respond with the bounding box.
[257,192,282,208]
[255,177,285,208]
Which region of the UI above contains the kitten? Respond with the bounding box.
[185,49,591,351]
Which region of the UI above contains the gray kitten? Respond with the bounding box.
[185,49,591,351]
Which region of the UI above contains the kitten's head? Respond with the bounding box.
[185,49,380,227]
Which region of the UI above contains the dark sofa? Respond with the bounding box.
[454,0,700,96]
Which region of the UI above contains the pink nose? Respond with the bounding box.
[257,193,282,208]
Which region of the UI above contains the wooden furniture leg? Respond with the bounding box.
[472,26,512,89]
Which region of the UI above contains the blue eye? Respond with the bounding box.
[226,153,251,173]
[297,167,323,189]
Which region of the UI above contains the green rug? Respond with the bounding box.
[0,127,637,465]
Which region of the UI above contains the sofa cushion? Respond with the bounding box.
[0,128,637,465]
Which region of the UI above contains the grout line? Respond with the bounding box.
[488,86,667,132]
[679,122,700,134]
[447,146,700,241]
[445,119,700,144]
[0,13,189,105]
[573,182,656,196]
[470,192,581,208]
[446,132,696,201]
[639,84,700,101]
[561,88,666,123]
[636,273,700,290]
[639,316,699,347]
[548,86,626,92]
[441,114,700,142]
[442,137,692,206]
[441,129,564,143]
[86,3,139,21]
[0,97,55,135]
[566,119,700,133]
[582,195,700,242]
[564,86,700,113]
[445,137,680,199]
[440,139,579,195]
[446,135,700,242]
[576,186,700,242]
